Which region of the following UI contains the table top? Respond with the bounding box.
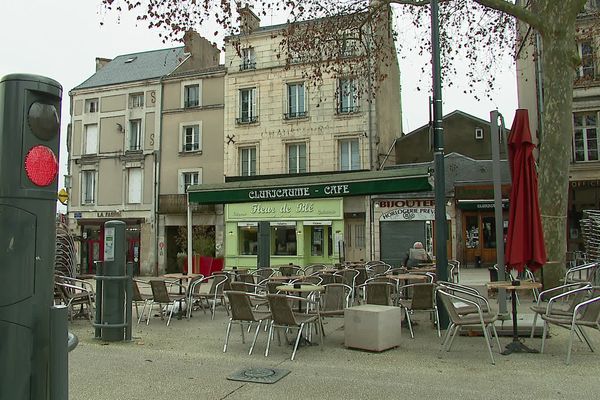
[268,275,305,281]
[411,266,436,273]
[162,273,202,280]
[486,281,542,290]
[276,284,325,293]
[386,274,430,282]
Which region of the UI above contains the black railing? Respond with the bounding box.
[236,115,258,124]
[338,105,359,114]
[284,111,308,120]
[184,99,199,108]
[240,60,256,71]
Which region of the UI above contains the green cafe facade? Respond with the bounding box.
[186,168,432,269]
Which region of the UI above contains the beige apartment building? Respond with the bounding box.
[68,48,184,275]
[157,33,226,273]
[68,33,226,275]
[516,0,600,255]
[219,7,403,267]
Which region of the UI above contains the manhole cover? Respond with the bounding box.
[227,367,290,384]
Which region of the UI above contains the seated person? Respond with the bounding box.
[403,241,432,269]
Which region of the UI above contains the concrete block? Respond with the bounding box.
[344,304,402,352]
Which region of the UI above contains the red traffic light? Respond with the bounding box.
[24,145,58,186]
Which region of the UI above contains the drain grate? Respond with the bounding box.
[227,367,290,384]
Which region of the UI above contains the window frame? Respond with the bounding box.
[179,121,202,153]
[178,168,202,194]
[85,98,98,113]
[240,47,256,71]
[287,142,307,174]
[573,112,599,162]
[83,123,98,155]
[129,92,144,108]
[183,83,200,108]
[337,78,359,114]
[128,119,142,151]
[285,82,307,119]
[127,167,143,204]
[239,146,257,176]
[237,87,258,124]
[577,41,596,80]
[339,138,360,171]
[81,170,96,205]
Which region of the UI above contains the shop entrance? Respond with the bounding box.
[344,217,366,263]
[463,212,504,267]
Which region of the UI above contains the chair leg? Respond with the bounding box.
[249,321,262,355]
[166,302,175,326]
[440,323,455,351]
[146,302,154,325]
[223,319,233,353]
[541,320,548,353]
[447,325,461,352]
[577,326,595,352]
[482,323,495,365]
[530,313,538,339]
[491,324,502,352]
[567,321,577,365]
[404,308,414,339]
[291,324,304,361]
[265,321,274,357]
[240,322,246,344]
[434,307,441,338]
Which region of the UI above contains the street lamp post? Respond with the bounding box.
[431,0,449,328]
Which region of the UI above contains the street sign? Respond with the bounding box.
[58,188,68,205]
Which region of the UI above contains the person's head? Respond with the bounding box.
[413,241,424,249]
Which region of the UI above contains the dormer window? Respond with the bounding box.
[85,98,98,113]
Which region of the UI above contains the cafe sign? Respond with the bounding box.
[226,198,343,221]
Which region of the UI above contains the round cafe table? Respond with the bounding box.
[487,280,543,355]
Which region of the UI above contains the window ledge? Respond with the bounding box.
[236,117,259,126]
[179,150,203,156]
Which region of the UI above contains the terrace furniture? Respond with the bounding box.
[147,280,187,326]
[397,283,440,338]
[344,304,402,352]
[223,291,271,355]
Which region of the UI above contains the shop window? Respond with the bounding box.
[272,225,297,256]
[482,216,496,249]
[311,226,324,256]
[239,225,258,255]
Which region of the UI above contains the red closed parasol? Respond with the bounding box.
[505,109,547,272]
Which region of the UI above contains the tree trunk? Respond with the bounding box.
[537,6,578,288]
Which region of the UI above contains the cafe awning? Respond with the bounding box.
[187,167,432,205]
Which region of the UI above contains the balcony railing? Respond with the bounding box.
[240,60,256,71]
[236,115,259,125]
[284,111,308,120]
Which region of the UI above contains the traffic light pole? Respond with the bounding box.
[431,0,449,328]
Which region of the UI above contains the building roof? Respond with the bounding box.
[403,109,496,137]
[72,47,187,91]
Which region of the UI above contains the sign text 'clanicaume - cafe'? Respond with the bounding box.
[378,199,436,221]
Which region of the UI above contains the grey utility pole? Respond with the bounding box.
[431,0,449,328]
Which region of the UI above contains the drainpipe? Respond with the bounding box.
[154,78,165,276]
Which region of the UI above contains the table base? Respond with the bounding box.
[501,339,539,355]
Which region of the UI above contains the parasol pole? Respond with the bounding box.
[490,110,508,316]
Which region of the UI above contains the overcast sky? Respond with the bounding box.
[1,0,518,192]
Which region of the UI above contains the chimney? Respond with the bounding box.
[238,4,260,34]
[182,30,220,69]
[95,57,112,71]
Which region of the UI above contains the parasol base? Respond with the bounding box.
[501,339,539,355]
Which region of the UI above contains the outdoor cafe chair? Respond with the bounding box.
[223,291,271,355]
[187,274,231,320]
[54,281,95,322]
[358,280,396,306]
[540,286,600,364]
[367,263,392,277]
[252,268,276,282]
[436,281,490,316]
[147,280,188,326]
[334,269,359,302]
[448,259,461,283]
[265,294,323,361]
[436,287,501,365]
[279,265,303,277]
[564,262,599,286]
[132,279,153,323]
[529,282,592,338]
[310,283,352,332]
[231,281,269,308]
[303,264,327,276]
[398,282,440,338]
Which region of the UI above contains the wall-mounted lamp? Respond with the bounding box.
[116,123,124,133]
